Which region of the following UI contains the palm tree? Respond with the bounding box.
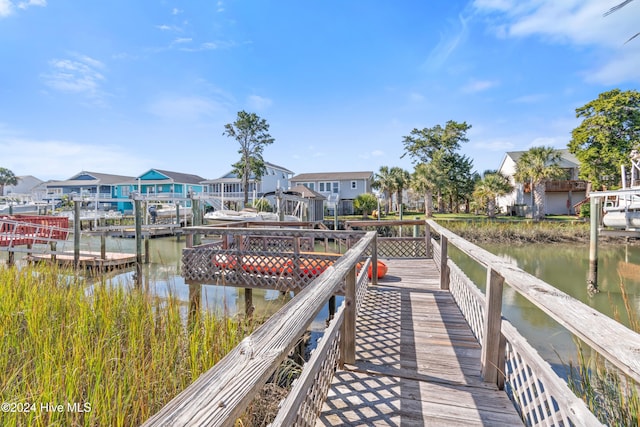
[0,167,18,197]
[411,163,438,217]
[372,166,396,215]
[513,147,564,221]
[390,167,410,214]
[473,171,513,218]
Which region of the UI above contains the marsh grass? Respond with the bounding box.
[567,281,640,426]
[440,219,591,244]
[0,264,256,426]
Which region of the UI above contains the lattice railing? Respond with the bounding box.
[270,254,371,426]
[182,228,370,293]
[428,221,603,426]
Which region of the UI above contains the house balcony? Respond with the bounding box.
[523,180,588,193]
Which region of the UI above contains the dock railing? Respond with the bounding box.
[426,219,640,426]
[142,229,376,426]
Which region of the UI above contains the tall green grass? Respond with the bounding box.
[0,265,255,426]
[568,281,640,426]
[440,219,590,244]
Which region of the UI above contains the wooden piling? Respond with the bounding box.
[587,196,599,293]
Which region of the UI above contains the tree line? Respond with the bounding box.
[372,88,640,221]
[2,89,638,222]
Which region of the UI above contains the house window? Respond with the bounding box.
[333,182,339,193]
[351,181,357,190]
[303,182,315,191]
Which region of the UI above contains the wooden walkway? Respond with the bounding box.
[317,258,523,426]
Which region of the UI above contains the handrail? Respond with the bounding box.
[427,219,640,385]
[142,230,377,426]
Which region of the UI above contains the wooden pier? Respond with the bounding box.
[318,258,522,426]
[144,220,639,426]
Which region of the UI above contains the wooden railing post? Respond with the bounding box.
[341,264,357,366]
[439,235,449,290]
[371,234,378,286]
[425,222,431,258]
[481,267,505,386]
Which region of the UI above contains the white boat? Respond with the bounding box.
[602,210,640,229]
[149,204,192,219]
[204,209,277,222]
[204,208,300,223]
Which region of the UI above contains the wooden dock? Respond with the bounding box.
[318,258,523,426]
[27,251,137,269]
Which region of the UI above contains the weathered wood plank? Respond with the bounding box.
[428,219,640,385]
[318,258,523,426]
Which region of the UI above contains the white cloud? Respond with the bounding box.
[147,95,224,122]
[472,0,640,84]
[17,0,45,9]
[171,8,182,15]
[423,14,470,70]
[0,0,13,16]
[0,136,148,181]
[42,54,108,104]
[247,95,272,111]
[216,1,224,12]
[371,150,384,157]
[0,0,45,17]
[462,79,499,93]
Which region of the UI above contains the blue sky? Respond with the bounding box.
[1,0,638,181]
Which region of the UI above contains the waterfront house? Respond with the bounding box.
[201,162,294,210]
[115,169,206,213]
[44,171,136,210]
[496,149,588,216]
[290,171,374,215]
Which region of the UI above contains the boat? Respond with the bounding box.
[204,208,299,223]
[602,210,640,229]
[149,204,192,219]
[212,252,387,279]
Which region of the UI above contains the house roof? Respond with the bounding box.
[500,149,579,172]
[47,171,136,187]
[265,161,294,174]
[291,171,373,181]
[202,161,294,183]
[139,169,207,184]
[286,184,326,200]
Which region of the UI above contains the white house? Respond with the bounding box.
[201,162,294,209]
[496,149,588,216]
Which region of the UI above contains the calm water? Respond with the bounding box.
[449,241,640,372]
[5,235,639,371]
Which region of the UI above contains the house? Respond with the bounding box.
[44,171,136,209]
[201,162,294,210]
[496,149,588,216]
[2,175,43,200]
[289,171,374,216]
[115,169,207,213]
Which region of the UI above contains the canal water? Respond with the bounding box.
[5,235,639,375]
[448,241,640,374]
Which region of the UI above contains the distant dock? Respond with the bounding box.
[27,250,137,270]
